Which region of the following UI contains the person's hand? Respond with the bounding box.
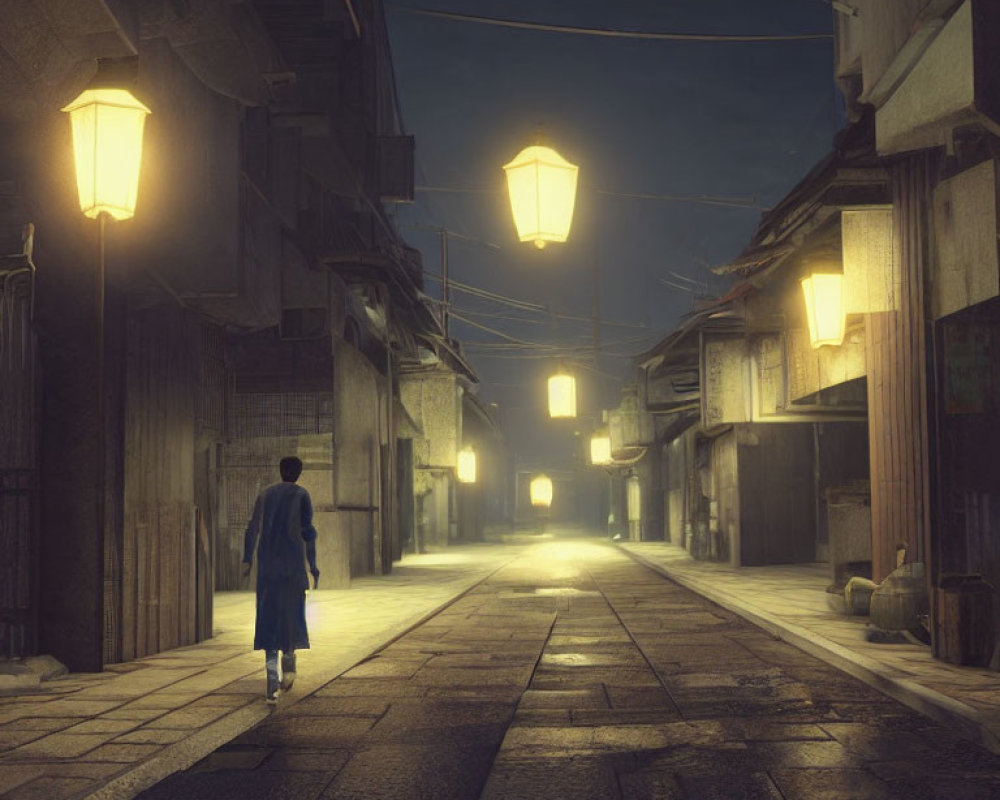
[310,569,320,590]
[241,562,252,579]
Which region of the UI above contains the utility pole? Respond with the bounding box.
[439,228,449,338]
[592,256,600,367]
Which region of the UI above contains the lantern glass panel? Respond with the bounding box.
[801,273,845,348]
[457,448,477,483]
[548,373,576,418]
[529,474,553,508]
[503,146,579,248]
[590,434,611,465]
[62,88,151,221]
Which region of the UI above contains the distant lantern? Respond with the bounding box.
[62,88,151,221]
[457,447,477,484]
[800,273,845,348]
[503,145,579,249]
[627,475,641,522]
[548,371,577,419]
[590,429,612,466]
[529,474,553,508]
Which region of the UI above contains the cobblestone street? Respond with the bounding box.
[135,539,1000,800]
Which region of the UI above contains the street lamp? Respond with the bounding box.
[503,144,579,249]
[62,87,151,221]
[457,447,477,484]
[529,474,553,508]
[589,428,612,466]
[800,272,845,348]
[62,68,149,641]
[547,369,577,418]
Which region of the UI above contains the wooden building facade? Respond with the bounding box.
[0,0,474,671]
[631,0,1000,665]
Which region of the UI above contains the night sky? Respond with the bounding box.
[385,0,842,469]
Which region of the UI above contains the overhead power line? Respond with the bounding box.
[392,7,834,42]
[424,273,658,331]
[415,185,769,210]
[594,189,767,210]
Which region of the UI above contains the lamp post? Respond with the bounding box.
[62,71,149,650]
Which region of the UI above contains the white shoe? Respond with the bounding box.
[266,670,280,703]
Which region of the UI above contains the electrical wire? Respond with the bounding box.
[423,272,549,312]
[450,312,564,348]
[595,189,768,209]
[427,273,657,331]
[414,185,770,210]
[391,7,834,42]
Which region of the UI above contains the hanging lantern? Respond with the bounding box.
[590,429,612,466]
[457,447,477,484]
[800,273,846,348]
[548,371,577,418]
[503,145,579,249]
[529,474,553,508]
[627,475,641,522]
[62,88,151,221]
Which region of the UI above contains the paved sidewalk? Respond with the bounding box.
[0,543,524,800]
[618,541,1000,755]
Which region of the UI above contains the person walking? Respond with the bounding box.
[242,456,320,703]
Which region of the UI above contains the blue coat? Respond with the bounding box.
[243,481,318,652]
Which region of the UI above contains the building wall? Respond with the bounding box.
[712,430,739,564]
[401,371,461,546]
[664,435,689,546]
[737,423,818,567]
[118,305,210,661]
[865,154,935,581]
[0,262,36,658]
[635,450,664,542]
[334,339,387,574]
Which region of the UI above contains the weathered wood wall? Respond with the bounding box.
[0,268,36,658]
[865,154,934,581]
[334,340,385,575]
[118,305,222,660]
[737,423,818,566]
[934,302,1000,650]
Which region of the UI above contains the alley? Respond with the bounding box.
[136,538,1000,800]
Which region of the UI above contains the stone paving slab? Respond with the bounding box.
[72,536,1000,800]
[618,540,1000,755]
[0,544,523,800]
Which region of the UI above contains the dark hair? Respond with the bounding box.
[280,456,303,482]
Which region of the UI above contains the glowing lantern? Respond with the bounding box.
[800,273,846,348]
[457,447,477,484]
[62,88,151,220]
[503,145,579,249]
[590,429,612,465]
[530,474,553,508]
[548,371,577,419]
